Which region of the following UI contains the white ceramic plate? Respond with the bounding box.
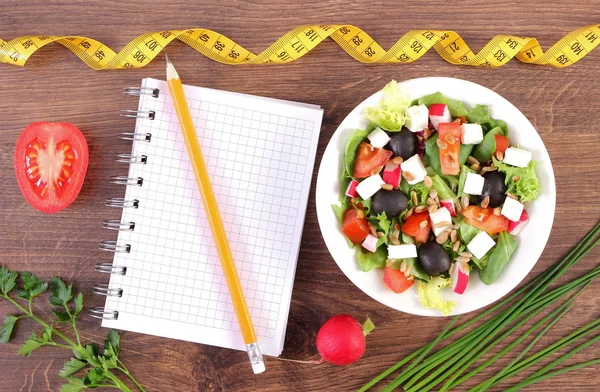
[316,77,556,316]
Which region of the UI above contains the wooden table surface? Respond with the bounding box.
[1,1,599,391]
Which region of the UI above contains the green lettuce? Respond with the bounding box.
[493,158,541,202]
[344,129,370,178]
[480,231,518,284]
[466,104,508,134]
[417,92,468,117]
[472,127,504,162]
[357,246,387,271]
[365,80,412,131]
[408,182,430,207]
[417,276,456,316]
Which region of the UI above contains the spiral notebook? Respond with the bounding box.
[95,78,323,356]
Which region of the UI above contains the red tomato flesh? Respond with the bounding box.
[494,135,509,154]
[401,211,431,244]
[462,206,509,235]
[342,209,370,244]
[437,123,461,175]
[14,122,89,214]
[353,142,393,178]
[383,267,414,293]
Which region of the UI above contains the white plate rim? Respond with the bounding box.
[315,77,556,317]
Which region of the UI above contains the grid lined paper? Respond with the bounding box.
[102,78,323,356]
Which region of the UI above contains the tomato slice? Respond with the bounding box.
[462,206,509,235]
[383,267,414,293]
[437,123,461,175]
[14,122,89,214]
[353,142,393,178]
[401,211,431,244]
[494,135,509,154]
[342,209,370,244]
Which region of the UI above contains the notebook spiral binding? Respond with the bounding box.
[90,86,160,320]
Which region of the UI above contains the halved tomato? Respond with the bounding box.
[341,209,370,244]
[437,123,461,175]
[494,135,509,154]
[383,267,414,293]
[353,142,393,178]
[401,211,431,243]
[14,122,89,214]
[462,206,509,235]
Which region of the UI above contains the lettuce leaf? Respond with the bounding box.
[408,182,430,207]
[417,92,468,117]
[480,231,518,284]
[466,104,508,134]
[344,129,370,179]
[357,246,387,271]
[365,80,412,131]
[492,158,541,202]
[417,276,456,316]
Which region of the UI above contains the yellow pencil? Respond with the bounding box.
[165,55,265,374]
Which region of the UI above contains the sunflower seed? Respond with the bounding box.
[506,192,518,200]
[460,251,473,258]
[415,205,428,213]
[449,263,456,276]
[481,196,490,208]
[369,223,378,236]
[386,259,396,267]
[480,166,498,174]
[404,265,413,278]
[400,260,407,272]
[389,233,400,245]
[356,209,365,219]
[423,128,434,140]
[411,191,418,205]
[471,163,481,171]
[436,230,450,244]
[461,196,470,209]
[381,183,394,191]
[493,207,502,216]
[427,197,436,206]
[467,155,480,165]
[450,229,458,243]
[512,175,520,182]
[455,202,463,214]
[403,171,416,181]
[371,166,383,176]
[428,204,438,213]
[377,231,385,238]
[495,150,504,160]
[424,176,433,188]
[456,256,470,264]
[453,240,461,252]
[419,219,428,229]
[405,207,414,219]
[434,221,451,228]
[392,156,404,165]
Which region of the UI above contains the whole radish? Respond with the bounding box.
[316,314,374,366]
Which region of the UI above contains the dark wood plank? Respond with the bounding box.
[1,1,599,391]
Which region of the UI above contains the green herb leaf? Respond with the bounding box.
[344,129,370,178]
[105,329,120,357]
[59,358,87,378]
[466,104,508,134]
[84,367,108,384]
[493,158,541,202]
[365,80,412,131]
[0,267,18,295]
[357,246,387,271]
[53,310,72,322]
[60,378,87,392]
[362,317,376,336]
[417,92,468,117]
[50,276,73,307]
[480,231,518,284]
[74,293,83,317]
[369,212,391,234]
[408,182,430,207]
[0,315,19,343]
[472,127,504,162]
[18,332,49,356]
[17,271,48,300]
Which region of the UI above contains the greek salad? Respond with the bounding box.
[333,81,541,315]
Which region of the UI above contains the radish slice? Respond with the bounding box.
[361,234,378,253]
[428,104,451,131]
[382,161,401,187]
[440,199,457,217]
[508,210,530,235]
[451,261,470,295]
[345,179,359,198]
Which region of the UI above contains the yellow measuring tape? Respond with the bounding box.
[1,24,599,70]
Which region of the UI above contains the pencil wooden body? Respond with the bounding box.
[167,71,257,346]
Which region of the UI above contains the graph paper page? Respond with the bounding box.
[102,78,323,356]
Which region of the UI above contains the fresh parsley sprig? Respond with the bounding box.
[0,267,146,392]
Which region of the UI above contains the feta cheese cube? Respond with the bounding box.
[467,231,496,260]
[405,105,429,133]
[367,127,391,149]
[355,174,385,200]
[463,172,485,195]
[429,207,453,236]
[362,234,379,253]
[428,104,452,131]
[400,154,427,185]
[388,244,417,259]
[503,147,532,168]
[460,123,484,145]
[501,197,524,222]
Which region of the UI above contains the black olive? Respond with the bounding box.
[385,127,416,160]
[478,171,507,208]
[417,242,451,277]
[371,189,408,218]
